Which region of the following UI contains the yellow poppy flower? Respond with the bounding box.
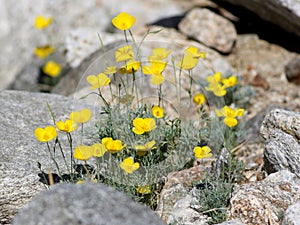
[205,79,227,97]
[132,118,156,135]
[148,48,171,62]
[56,119,78,133]
[104,66,117,75]
[34,126,57,142]
[92,143,107,157]
[215,106,245,128]
[112,12,136,31]
[43,61,61,77]
[137,185,151,194]
[34,15,53,29]
[134,140,156,156]
[143,61,167,85]
[86,73,110,90]
[222,76,238,88]
[34,45,55,59]
[177,54,198,70]
[193,146,212,159]
[120,157,140,174]
[193,93,206,106]
[114,45,134,62]
[70,108,92,124]
[184,46,206,58]
[102,137,125,153]
[73,145,94,161]
[120,60,141,74]
[152,106,164,118]
[207,72,223,83]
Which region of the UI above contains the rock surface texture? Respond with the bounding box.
[285,57,300,85]
[0,90,91,224]
[228,170,300,225]
[260,109,300,177]
[282,202,300,225]
[219,0,300,37]
[179,8,237,53]
[12,182,165,225]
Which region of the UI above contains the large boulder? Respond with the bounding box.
[12,183,165,225]
[218,0,300,38]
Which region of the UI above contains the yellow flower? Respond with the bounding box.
[34,126,57,142]
[222,75,238,88]
[148,48,171,62]
[114,45,134,62]
[74,145,94,161]
[207,72,222,83]
[70,108,92,124]
[134,140,156,156]
[34,15,53,29]
[86,73,110,90]
[215,106,245,128]
[205,72,226,97]
[152,106,164,118]
[193,146,212,159]
[104,66,117,75]
[142,61,167,85]
[193,93,206,106]
[137,185,151,194]
[120,60,141,74]
[92,143,107,157]
[102,137,125,153]
[132,118,156,135]
[184,46,206,58]
[120,157,140,174]
[112,12,136,31]
[56,119,78,133]
[34,45,55,59]
[177,54,198,70]
[43,61,61,77]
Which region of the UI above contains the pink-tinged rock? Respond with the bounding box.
[179,8,237,53]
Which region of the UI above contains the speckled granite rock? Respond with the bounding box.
[156,165,209,225]
[228,170,300,225]
[260,109,300,177]
[282,202,300,225]
[12,183,165,225]
[179,8,237,53]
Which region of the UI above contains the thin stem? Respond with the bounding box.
[46,142,63,179]
[67,132,75,176]
[57,138,71,174]
[124,30,128,44]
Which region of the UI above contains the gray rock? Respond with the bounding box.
[285,57,300,85]
[260,109,300,177]
[282,202,300,225]
[218,0,300,38]
[245,105,282,144]
[228,170,300,224]
[216,219,246,225]
[156,165,208,225]
[0,90,93,224]
[12,183,165,225]
[179,8,237,53]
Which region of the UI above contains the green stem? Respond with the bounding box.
[46,142,63,179]
[57,138,71,175]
